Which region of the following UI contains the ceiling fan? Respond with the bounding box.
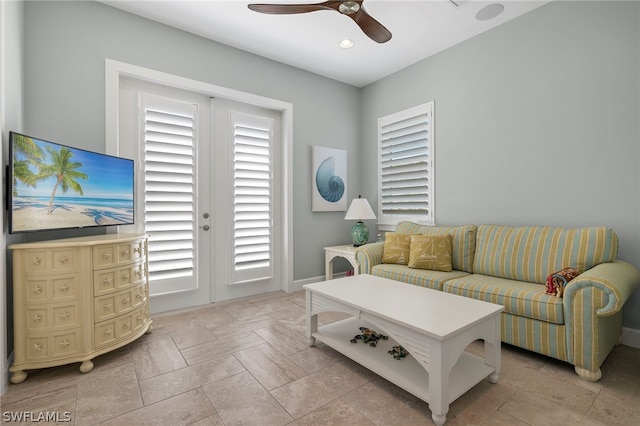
[247,1,392,44]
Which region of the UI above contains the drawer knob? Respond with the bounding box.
[59,282,70,291]
[31,256,42,266]
[103,251,113,260]
[136,314,144,323]
[104,303,113,311]
[122,298,130,305]
[58,255,69,264]
[33,343,43,351]
[134,269,141,278]
[103,277,113,287]
[121,272,130,280]
[121,248,130,257]
[104,327,113,336]
[32,285,43,294]
[122,322,130,330]
[134,247,141,255]
[60,311,70,320]
[32,314,42,322]
[60,339,71,348]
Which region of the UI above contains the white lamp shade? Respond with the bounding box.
[344,197,376,221]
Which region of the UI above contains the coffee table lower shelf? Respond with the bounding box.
[313,317,495,411]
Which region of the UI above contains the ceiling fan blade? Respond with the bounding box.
[352,7,392,43]
[248,3,333,15]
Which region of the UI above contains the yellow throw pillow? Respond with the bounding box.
[408,234,453,272]
[382,233,412,265]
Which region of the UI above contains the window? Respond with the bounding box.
[378,102,435,229]
[230,112,274,284]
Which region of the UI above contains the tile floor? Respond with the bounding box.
[1,289,639,425]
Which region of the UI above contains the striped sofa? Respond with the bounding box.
[355,221,640,381]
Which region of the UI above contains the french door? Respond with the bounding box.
[118,78,283,311]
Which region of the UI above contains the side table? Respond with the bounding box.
[324,245,359,280]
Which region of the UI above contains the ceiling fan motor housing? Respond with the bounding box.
[339,1,361,15]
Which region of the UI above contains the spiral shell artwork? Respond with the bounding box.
[315,156,345,203]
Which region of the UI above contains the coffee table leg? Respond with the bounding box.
[306,290,317,346]
[485,315,501,384]
[429,341,449,426]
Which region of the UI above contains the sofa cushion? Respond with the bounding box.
[371,263,470,291]
[473,225,618,284]
[443,274,564,324]
[408,234,452,272]
[395,222,477,273]
[382,233,412,265]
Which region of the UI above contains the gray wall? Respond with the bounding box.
[21,0,361,281]
[360,1,640,329]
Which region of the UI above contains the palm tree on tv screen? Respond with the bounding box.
[36,146,88,215]
[12,134,44,194]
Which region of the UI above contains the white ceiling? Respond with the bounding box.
[100,0,550,87]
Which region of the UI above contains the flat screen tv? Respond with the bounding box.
[8,131,135,234]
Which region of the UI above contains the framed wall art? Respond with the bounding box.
[312,146,347,212]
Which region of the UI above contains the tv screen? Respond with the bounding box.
[8,131,135,234]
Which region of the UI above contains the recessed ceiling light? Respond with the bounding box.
[339,39,354,49]
[475,3,505,21]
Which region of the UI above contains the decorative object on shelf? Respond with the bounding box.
[388,345,409,360]
[312,146,347,212]
[350,327,388,347]
[345,195,376,246]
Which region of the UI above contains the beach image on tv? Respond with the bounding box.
[11,133,134,233]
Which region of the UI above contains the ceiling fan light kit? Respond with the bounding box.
[248,1,392,44]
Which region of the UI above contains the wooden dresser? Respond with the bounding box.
[8,233,151,384]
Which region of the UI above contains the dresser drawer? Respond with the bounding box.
[93,240,146,269]
[25,302,80,332]
[93,261,146,296]
[19,248,82,275]
[94,305,149,349]
[25,329,81,361]
[94,283,146,322]
[24,274,80,304]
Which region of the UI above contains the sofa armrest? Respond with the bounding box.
[564,260,640,317]
[355,242,384,275]
[562,260,640,376]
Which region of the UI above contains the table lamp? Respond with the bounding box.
[344,195,376,246]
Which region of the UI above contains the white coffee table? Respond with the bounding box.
[304,274,504,426]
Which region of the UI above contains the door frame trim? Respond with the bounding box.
[105,59,294,312]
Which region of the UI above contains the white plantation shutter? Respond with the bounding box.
[378,102,434,227]
[231,112,274,284]
[143,101,197,282]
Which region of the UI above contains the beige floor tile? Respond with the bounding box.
[100,387,216,426]
[288,342,347,373]
[192,305,237,328]
[130,336,187,380]
[254,321,310,355]
[2,363,79,405]
[209,315,278,339]
[448,378,516,422]
[139,354,246,405]
[270,360,371,419]
[288,398,376,426]
[203,371,293,425]
[0,384,77,425]
[180,331,266,365]
[500,389,605,426]
[234,342,308,390]
[74,363,143,425]
[499,361,598,413]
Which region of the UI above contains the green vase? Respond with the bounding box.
[351,221,369,247]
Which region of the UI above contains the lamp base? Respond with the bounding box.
[351,221,369,247]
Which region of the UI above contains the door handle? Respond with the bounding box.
[199,225,210,231]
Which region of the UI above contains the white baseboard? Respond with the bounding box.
[290,273,350,293]
[622,326,640,348]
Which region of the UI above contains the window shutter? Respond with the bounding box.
[231,112,273,283]
[378,102,434,227]
[143,105,196,281]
